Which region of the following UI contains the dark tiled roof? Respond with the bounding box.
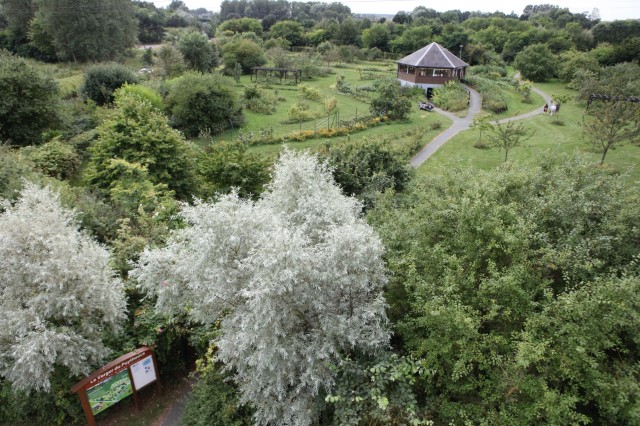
[397,42,468,68]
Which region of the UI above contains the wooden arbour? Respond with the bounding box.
[251,67,302,84]
[586,93,640,109]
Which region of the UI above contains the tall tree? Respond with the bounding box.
[133,151,390,426]
[33,0,137,61]
[0,183,127,392]
[513,43,558,82]
[0,49,60,146]
[177,30,218,72]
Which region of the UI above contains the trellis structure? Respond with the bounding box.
[586,93,640,109]
[251,67,302,84]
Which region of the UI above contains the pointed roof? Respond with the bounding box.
[397,42,468,68]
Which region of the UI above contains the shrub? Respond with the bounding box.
[298,84,321,101]
[222,39,266,74]
[431,81,468,112]
[0,49,60,146]
[430,121,443,130]
[114,83,163,111]
[81,63,139,106]
[287,102,314,122]
[165,72,244,137]
[243,85,277,114]
[28,137,81,180]
[370,78,412,120]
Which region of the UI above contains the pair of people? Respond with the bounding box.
[543,102,560,115]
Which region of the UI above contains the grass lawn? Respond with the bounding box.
[419,79,640,181]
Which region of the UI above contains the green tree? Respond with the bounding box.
[222,38,267,74]
[165,71,244,137]
[268,20,305,46]
[217,17,263,36]
[583,100,640,165]
[198,141,271,199]
[321,137,414,209]
[33,0,137,62]
[134,0,166,44]
[88,91,197,200]
[514,43,558,82]
[156,44,187,78]
[369,78,412,120]
[80,62,139,106]
[177,30,218,72]
[361,23,390,51]
[488,120,534,162]
[471,112,492,146]
[369,156,640,425]
[0,50,60,146]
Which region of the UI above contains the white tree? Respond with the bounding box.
[0,183,127,392]
[132,150,390,425]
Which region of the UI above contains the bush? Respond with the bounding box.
[114,83,163,111]
[28,137,81,181]
[287,102,314,122]
[222,39,267,74]
[89,91,197,200]
[0,49,60,146]
[463,75,509,113]
[182,348,253,426]
[370,78,412,120]
[431,81,468,112]
[243,85,277,114]
[298,84,321,101]
[165,72,244,137]
[81,63,139,106]
[430,121,443,130]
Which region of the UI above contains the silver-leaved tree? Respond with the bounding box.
[0,183,127,392]
[132,150,390,425]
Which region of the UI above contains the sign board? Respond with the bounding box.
[72,346,159,426]
[87,369,133,415]
[131,355,156,390]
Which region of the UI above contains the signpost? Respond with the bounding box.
[71,346,159,426]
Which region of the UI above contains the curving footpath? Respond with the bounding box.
[410,85,552,168]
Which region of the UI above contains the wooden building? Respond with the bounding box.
[396,42,468,91]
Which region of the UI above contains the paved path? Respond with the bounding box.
[410,84,552,167]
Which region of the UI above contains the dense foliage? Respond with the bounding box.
[0,183,126,392]
[322,137,414,209]
[133,151,390,425]
[164,72,244,137]
[87,91,196,200]
[31,0,137,62]
[1,1,640,424]
[0,49,60,146]
[369,156,640,424]
[369,78,412,120]
[80,63,140,106]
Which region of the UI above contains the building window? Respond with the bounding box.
[419,68,427,76]
[432,68,448,77]
[408,66,415,74]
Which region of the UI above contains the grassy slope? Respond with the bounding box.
[420,80,640,181]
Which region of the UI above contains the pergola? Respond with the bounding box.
[251,67,302,84]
